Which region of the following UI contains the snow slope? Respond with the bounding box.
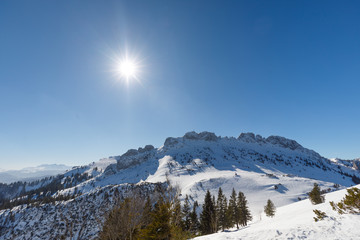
[194,185,360,240]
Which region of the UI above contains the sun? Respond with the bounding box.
[108,49,143,85]
[119,59,137,79]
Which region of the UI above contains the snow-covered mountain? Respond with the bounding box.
[0,164,72,184]
[0,131,359,239]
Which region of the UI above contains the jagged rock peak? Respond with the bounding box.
[238,133,304,150]
[164,131,218,147]
[164,137,179,147]
[238,132,265,143]
[121,145,155,157]
[183,131,218,141]
[265,135,303,150]
[163,131,305,151]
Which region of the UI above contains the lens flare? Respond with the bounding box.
[119,59,137,79]
[106,46,144,86]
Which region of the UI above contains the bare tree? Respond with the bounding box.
[99,194,145,240]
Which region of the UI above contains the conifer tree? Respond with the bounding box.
[264,199,276,217]
[138,197,171,240]
[330,187,360,214]
[171,195,183,228]
[142,196,152,227]
[237,191,252,227]
[216,187,227,231]
[212,195,218,231]
[167,183,188,239]
[189,201,200,235]
[170,196,189,240]
[182,195,191,231]
[222,196,232,229]
[309,183,325,205]
[228,188,238,228]
[200,190,216,234]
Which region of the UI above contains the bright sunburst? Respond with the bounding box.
[118,59,137,79]
[107,47,143,86]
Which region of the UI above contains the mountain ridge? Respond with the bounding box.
[0,131,359,239]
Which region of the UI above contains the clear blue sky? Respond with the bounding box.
[1,1,359,169]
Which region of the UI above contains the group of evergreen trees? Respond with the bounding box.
[199,188,252,235]
[100,186,255,239]
[0,193,74,210]
[100,185,193,240]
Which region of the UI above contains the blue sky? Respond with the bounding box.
[0,1,359,169]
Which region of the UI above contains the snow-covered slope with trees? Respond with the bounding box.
[0,182,164,239]
[0,131,359,239]
[194,185,360,240]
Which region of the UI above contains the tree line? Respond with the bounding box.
[99,186,261,239]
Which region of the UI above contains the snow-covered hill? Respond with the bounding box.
[0,182,164,239]
[0,131,359,239]
[194,185,360,240]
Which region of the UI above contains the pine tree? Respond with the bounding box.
[182,195,191,231]
[170,195,189,240]
[224,197,234,229]
[212,195,217,231]
[216,187,227,231]
[330,187,360,214]
[313,209,327,221]
[228,188,238,228]
[189,201,200,235]
[309,183,325,205]
[200,190,216,234]
[237,191,252,227]
[264,199,276,217]
[142,196,152,227]
[171,195,183,228]
[138,197,171,240]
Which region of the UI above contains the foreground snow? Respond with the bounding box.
[194,185,360,240]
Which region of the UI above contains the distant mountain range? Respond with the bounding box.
[0,164,72,184]
[0,131,359,239]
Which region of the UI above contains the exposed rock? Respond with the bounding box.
[183,131,218,141]
[103,164,117,176]
[122,149,138,157]
[116,146,155,171]
[138,145,155,153]
[266,136,303,150]
[353,159,360,171]
[183,131,199,140]
[255,134,266,143]
[164,137,179,147]
[238,133,256,143]
[198,131,218,141]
